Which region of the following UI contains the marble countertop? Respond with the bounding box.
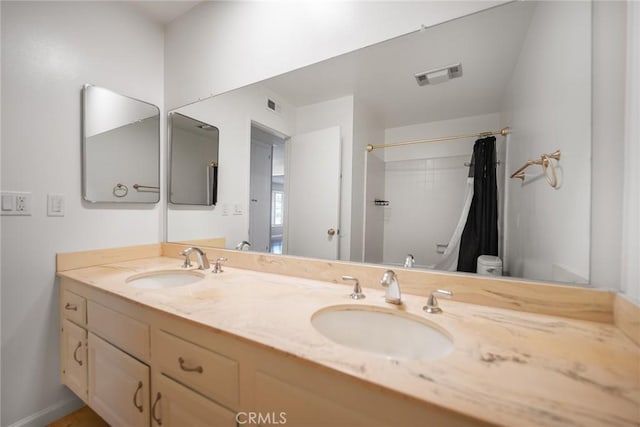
[58,257,640,427]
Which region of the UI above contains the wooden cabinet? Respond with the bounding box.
[60,276,465,427]
[150,373,237,427]
[88,333,150,427]
[60,279,241,427]
[61,319,87,401]
[251,345,477,427]
[254,371,380,427]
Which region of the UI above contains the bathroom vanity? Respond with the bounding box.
[57,244,639,427]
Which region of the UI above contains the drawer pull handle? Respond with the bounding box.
[73,342,83,366]
[133,381,143,413]
[178,357,203,373]
[152,392,162,425]
[65,303,78,311]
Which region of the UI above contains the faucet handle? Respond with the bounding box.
[212,257,227,274]
[180,249,192,268]
[423,289,452,314]
[342,276,365,300]
[403,254,415,268]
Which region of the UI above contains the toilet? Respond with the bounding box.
[477,255,503,276]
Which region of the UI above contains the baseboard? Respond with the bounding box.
[7,397,84,427]
[614,292,640,346]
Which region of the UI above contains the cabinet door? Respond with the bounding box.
[61,319,87,401]
[151,373,236,427]
[88,333,150,427]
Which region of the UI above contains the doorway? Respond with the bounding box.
[249,123,287,254]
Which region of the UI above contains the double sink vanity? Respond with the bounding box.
[57,243,639,427]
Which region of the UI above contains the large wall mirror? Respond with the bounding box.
[167,1,592,285]
[82,84,160,203]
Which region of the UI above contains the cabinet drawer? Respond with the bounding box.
[88,301,149,362]
[61,290,86,326]
[153,330,239,408]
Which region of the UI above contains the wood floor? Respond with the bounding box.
[48,406,108,427]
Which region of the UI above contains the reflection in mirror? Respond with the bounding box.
[82,84,160,203]
[169,113,220,206]
[249,124,286,254]
[168,1,591,285]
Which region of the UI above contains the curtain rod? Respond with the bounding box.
[365,127,510,152]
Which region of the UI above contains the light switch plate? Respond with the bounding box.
[2,195,13,211]
[47,193,65,217]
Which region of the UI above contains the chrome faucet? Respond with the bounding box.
[235,241,251,250]
[212,257,227,274]
[403,254,415,268]
[380,270,401,305]
[180,247,210,270]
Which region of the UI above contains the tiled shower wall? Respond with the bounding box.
[382,155,470,267]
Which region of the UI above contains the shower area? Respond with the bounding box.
[364,117,507,274]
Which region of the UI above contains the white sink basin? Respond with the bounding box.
[311,306,453,361]
[126,270,205,289]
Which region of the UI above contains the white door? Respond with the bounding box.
[286,126,341,259]
[249,140,273,252]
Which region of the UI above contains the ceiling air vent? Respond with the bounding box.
[415,62,463,86]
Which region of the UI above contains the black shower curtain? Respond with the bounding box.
[457,136,498,273]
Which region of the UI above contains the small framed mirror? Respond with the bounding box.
[81,84,160,203]
[168,112,220,206]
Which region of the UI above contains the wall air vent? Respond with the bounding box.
[415,62,463,86]
[266,98,282,114]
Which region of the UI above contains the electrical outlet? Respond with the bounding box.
[0,192,31,216]
[16,195,27,211]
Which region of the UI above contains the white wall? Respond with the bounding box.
[591,1,627,290]
[295,96,354,260]
[164,1,506,110]
[501,1,591,284]
[621,0,640,302]
[0,3,3,422]
[364,152,385,264]
[381,114,501,268]
[168,83,296,245]
[0,2,165,425]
